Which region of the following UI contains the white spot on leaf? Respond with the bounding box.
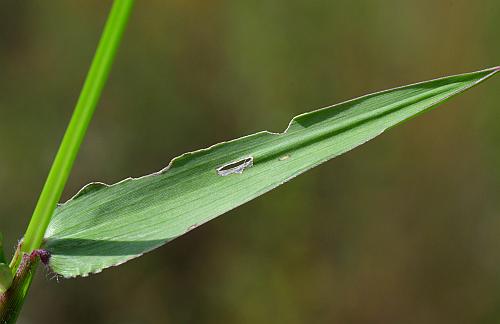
[217,157,253,176]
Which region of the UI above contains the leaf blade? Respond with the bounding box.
[44,67,499,278]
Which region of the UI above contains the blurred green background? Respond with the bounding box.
[1,1,499,323]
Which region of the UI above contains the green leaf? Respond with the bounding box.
[43,67,499,278]
[0,263,13,293]
[0,232,6,264]
[0,234,11,292]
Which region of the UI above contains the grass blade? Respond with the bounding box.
[43,67,498,278]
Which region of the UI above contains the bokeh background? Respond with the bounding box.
[1,1,499,323]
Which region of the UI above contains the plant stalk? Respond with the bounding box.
[1,1,134,323]
[0,254,38,324]
[22,0,134,254]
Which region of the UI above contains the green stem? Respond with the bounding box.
[1,1,134,322]
[0,255,38,324]
[21,0,134,254]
